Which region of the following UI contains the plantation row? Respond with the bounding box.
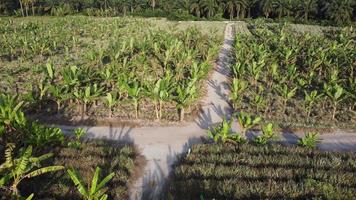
[230,24,356,129]
[168,143,356,199]
[1,0,355,25]
[0,17,221,122]
[0,94,137,199]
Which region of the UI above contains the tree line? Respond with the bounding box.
[0,0,355,24]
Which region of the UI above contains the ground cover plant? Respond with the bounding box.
[0,16,221,123]
[168,143,356,200]
[0,94,138,199]
[230,23,356,130]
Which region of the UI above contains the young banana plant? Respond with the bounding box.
[324,84,345,120]
[207,117,246,144]
[304,90,323,118]
[0,144,64,196]
[0,94,26,141]
[175,79,198,122]
[126,82,142,119]
[275,85,297,114]
[105,93,118,118]
[253,123,278,145]
[236,111,262,136]
[230,78,247,110]
[67,167,114,200]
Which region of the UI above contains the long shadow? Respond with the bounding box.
[139,136,204,200]
[85,124,134,145]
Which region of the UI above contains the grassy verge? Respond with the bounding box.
[168,143,356,200]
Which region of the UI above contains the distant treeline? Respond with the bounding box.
[0,0,355,24]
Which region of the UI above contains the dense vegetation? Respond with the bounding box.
[230,23,356,130]
[0,94,138,199]
[168,143,356,199]
[0,17,221,122]
[0,0,355,24]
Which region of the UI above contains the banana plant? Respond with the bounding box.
[0,144,64,196]
[253,123,278,145]
[116,74,128,100]
[48,85,65,114]
[74,84,102,117]
[230,78,247,109]
[275,85,297,114]
[324,84,345,120]
[236,111,262,136]
[207,118,246,144]
[298,132,320,149]
[0,94,26,137]
[67,167,114,200]
[175,79,198,122]
[304,90,323,117]
[68,128,87,149]
[126,82,142,119]
[104,93,118,118]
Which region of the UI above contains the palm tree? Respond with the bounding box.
[299,0,318,21]
[324,0,353,24]
[175,0,192,13]
[235,0,247,19]
[245,0,257,18]
[201,0,219,18]
[190,0,201,17]
[260,0,274,18]
[18,0,24,17]
[272,0,289,19]
[148,0,157,10]
[225,0,236,20]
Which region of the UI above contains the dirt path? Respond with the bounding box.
[59,23,356,200]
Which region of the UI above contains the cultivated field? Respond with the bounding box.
[169,143,356,199]
[230,23,355,130]
[0,16,224,124]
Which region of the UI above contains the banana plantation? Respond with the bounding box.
[231,23,356,129]
[0,17,221,122]
[0,12,355,200]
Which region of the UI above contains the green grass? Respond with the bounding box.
[168,143,356,200]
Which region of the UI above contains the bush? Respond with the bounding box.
[168,143,356,200]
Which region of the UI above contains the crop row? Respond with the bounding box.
[230,24,355,129]
[0,17,221,122]
[168,143,356,199]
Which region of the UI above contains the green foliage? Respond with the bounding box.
[168,143,356,199]
[253,123,278,145]
[0,18,220,122]
[0,94,26,135]
[1,0,354,24]
[231,24,355,129]
[236,112,262,133]
[67,167,115,200]
[68,128,87,149]
[0,143,64,196]
[25,122,64,148]
[207,118,246,144]
[298,132,320,149]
